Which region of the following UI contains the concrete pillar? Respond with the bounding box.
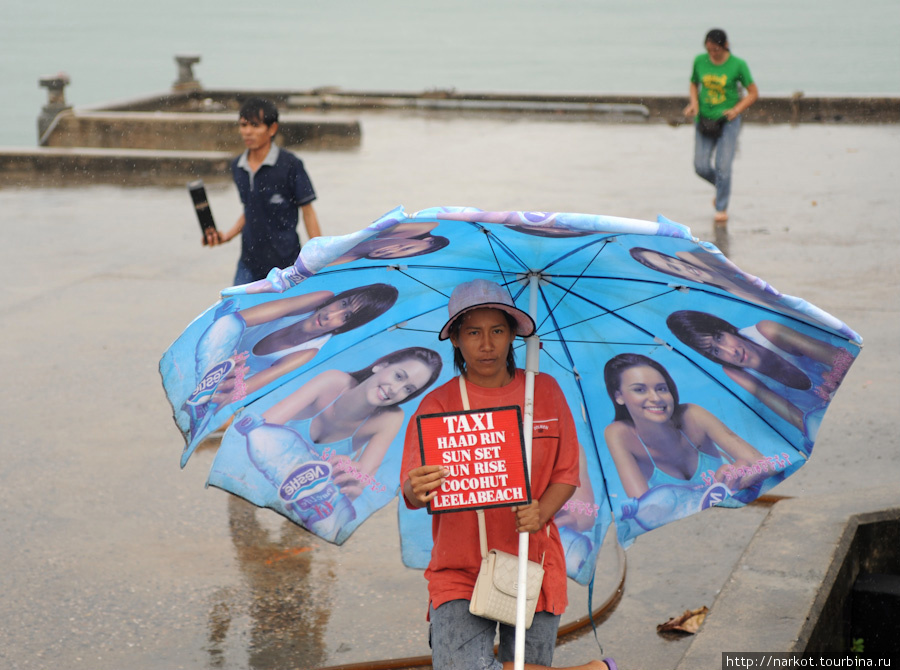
[173,54,202,92]
[37,73,72,143]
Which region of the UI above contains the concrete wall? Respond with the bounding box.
[677,487,900,669]
[804,518,900,657]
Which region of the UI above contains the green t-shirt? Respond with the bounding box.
[690,53,754,120]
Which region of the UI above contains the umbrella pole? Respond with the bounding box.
[515,273,541,670]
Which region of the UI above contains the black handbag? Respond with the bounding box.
[697,116,726,139]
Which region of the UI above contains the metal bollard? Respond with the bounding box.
[173,54,202,92]
[37,72,72,143]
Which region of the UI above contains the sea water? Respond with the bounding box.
[1,0,899,147]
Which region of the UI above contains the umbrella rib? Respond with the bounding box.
[538,280,803,451]
[535,272,845,340]
[391,267,453,299]
[476,224,531,283]
[538,282,683,342]
[393,326,441,335]
[532,284,615,503]
[540,236,614,273]
[538,277,797,345]
[380,263,527,302]
[534,240,612,333]
[537,339,661,346]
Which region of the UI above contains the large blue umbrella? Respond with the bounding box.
[160,205,861,664]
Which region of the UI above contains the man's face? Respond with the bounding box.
[238,112,276,152]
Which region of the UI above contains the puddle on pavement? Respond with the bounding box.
[206,496,336,669]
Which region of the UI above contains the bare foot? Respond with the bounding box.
[714,210,729,224]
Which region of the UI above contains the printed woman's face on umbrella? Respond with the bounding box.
[702,331,763,369]
[364,358,437,407]
[376,222,438,239]
[308,295,361,333]
[302,283,398,338]
[630,247,720,285]
[366,237,436,259]
[614,365,675,423]
[450,307,517,385]
[507,224,594,238]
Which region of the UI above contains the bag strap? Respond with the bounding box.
[477,510,489,558]
[458,373,471,409]
[459,375,548,565]
[459,377,491,558]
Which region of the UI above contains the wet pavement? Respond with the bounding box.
[1,112,898,670]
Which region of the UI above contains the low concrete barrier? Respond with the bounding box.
[40,110,361,151]
[285,90,900,125]
[85,88,900,125]
[0,147,232,187]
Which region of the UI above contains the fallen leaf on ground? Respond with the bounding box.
[656,606,709,634]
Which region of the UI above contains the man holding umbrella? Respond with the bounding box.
[401,279,616,670]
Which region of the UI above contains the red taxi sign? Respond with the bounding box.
[416,406,531,513]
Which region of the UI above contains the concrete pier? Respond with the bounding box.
[3,55,897,186]
[5,87,896,186]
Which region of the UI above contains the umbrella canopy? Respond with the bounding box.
[160,205,861,584]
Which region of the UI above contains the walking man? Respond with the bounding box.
[206,97,321,284]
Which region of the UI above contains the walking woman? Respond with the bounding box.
[683,28,759,225]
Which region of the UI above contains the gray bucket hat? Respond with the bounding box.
[439,279,536,340]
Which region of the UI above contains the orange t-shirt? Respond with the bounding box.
[401,370,580,615]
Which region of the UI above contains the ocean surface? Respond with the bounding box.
[2,0,899,147]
